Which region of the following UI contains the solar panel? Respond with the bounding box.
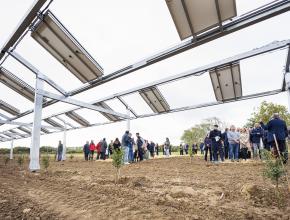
[166,0,237,40]
[139,87,170,113]
[44,118,64,128]
[0,67,37,102]
[65,111,90,127]
[41,127,50,134]
[31,10,104,83]
[209,63,242,101]
[18,126,32,134]
[2,131,17,138]
[0,99,20,115]
[9,129,27,138]
[93,102,120,121]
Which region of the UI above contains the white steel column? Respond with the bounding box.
[126,108,130,131]
[29,76,44,171]
[285,72,290,111]
[62,124,67,160]
[10,139,14,159]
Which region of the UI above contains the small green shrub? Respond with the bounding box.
[69,154,74,160]
[262,150,285,188]
[42,155,50,170]
[112,149,124,183]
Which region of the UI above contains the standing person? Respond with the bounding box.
[222,128,229,159]
[128,133,134,163]
[96,140,102,160]
[109,140,113,156]
[113,138,121,151]
[149,141,155,158]
[227,125,240,162]
[266,113,288,164]
[250,123,264,160]
[57,140,63,161]
[122,131,130,164]
[136,133,144,161]
[199,142,205,155]
[156,143,159,156]
[209,125,224,163]
[184,144,189,155]
[240,128,250,161]
[204,134,212,162]
[192,143,198,154]
[83,141,90,161]
[89,140,95,161]
[101,138,107,160]
[164,137,170,158]
[179,143,184,155]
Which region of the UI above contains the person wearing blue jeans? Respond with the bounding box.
[227,125,240,162]
[128,133,134,163]
[121,130,130,165]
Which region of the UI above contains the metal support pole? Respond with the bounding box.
[285,72,290,111]
[29,76,44,171]
[10,139,14,160]
[126,108,130,131]
[62,124,67,161]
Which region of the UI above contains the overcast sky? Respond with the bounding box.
[0,0,290,147]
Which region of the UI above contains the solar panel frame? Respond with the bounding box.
[31,10,104,83]
[0,99,20,115]
[209,63,242,101]
[44,118,64,128]
[65,111,90,127]
[165,0,237,40]
[139,87,170,113]
[92,102,121,121]
[0,67,37,102]
[18,126,32,134]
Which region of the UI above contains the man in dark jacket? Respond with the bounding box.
[250,123,264,159]
[136,133,144,161]
[209,125,224,163]
[266,113,288,164]
[222,128,229,159]
[101,138,107,160]
[83,141,90,161]
[57,141,63,161]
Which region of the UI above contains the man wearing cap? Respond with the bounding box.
[266,113,288,164]
[209,124,224,163]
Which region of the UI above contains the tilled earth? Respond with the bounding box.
[0,156,290,220]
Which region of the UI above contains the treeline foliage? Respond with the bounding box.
[0,146,84,154]
[181,117,226,145]
[247,101,290,127]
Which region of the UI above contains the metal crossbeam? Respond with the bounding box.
[38,90,130,119]
[0,119,63,130]
[9,49,67,96]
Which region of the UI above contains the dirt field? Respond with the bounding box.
[0,155,289,220]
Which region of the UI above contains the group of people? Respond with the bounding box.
[81,131,172,163]
[201,113,288,164]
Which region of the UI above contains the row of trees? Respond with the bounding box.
[181,101,290,145]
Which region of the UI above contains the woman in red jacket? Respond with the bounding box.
[89,140,96,161]
[96,140,102,160]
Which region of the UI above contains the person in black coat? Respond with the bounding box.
[209,125,224,163]
[83,141,90,161]
[265,113,288,164]
[222,128,229,159]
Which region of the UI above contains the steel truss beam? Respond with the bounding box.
[0,89,282,143]
[8,49,67,96]
[38,90,130,119]
[2,1,290,124]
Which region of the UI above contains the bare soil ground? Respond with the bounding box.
[0,155,290,220]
